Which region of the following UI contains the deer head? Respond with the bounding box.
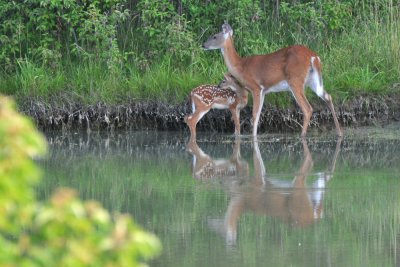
[203,22,233,50]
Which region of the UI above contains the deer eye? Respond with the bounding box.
[213,36,217,39]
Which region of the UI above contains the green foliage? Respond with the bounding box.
[0,95,161,266]
[0,0,399,103]
[0,96,46,219]
[279,1,351,45]
[0,0,128,70]
[137,0,202,65]
[138,0,176,50]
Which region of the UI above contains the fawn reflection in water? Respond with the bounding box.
[186,138,342,245]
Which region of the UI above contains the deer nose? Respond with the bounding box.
[202,43,211,50]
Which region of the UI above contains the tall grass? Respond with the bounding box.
[1,2,399,105]
[322,22,400,99]
[125,55,225,101]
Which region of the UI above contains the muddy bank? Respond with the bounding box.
[19,94,400,133]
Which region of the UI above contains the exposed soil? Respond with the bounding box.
[18,93,400,133]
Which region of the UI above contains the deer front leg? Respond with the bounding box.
[251,90,265,137]
[253,141,266,185]
[230,106,241,136]
[224,196,244,246]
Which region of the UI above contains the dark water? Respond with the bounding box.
[39,126,400,267]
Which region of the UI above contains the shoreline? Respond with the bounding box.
[18,94,400,133]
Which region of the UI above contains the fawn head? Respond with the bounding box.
[218,73,241,92]
[203,21,233,50]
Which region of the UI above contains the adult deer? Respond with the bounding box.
[184,73,248,142]
[213,138,342,245]
[203,22,342,137]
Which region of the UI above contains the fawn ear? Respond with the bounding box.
[222,21,233,37]
[223,73,231,80]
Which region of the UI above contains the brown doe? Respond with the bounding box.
[203,22,342,138]
[184,73,248,142]
[210,138,342,245]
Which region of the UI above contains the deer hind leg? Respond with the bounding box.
[290,83,313,138]
[293,139,313,188]
[185,98,210,142]
[308,74,343,137]
[187,109,209,142]
[324,94,343,137]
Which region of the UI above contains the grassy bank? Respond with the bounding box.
[2,24,399,106]
[0,1,399,106]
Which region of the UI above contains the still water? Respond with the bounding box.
[39,126,400,267]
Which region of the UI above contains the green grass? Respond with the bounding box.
[125,55,225,101]
[322,22,400,98]
[1,19,399,105]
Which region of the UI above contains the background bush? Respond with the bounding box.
[0,0,399,103]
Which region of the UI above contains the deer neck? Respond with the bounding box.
[221,38,243,78]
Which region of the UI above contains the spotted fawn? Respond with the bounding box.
[184,73,248,141]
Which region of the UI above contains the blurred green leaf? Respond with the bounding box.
[0,95,161,266]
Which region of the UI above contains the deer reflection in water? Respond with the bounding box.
[186,140,249,181]
[186,138,342,245]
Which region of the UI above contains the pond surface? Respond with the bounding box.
[39,126,400,267]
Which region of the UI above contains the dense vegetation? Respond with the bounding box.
[0,96,161,266]
[0,0,399,104]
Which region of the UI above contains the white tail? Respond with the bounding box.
[203,22,342,137]
[184,73,248,142]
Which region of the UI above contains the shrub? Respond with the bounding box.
[0,95,161,266]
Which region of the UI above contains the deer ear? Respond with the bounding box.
[223,73,231,80]
[222,21,233,36]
